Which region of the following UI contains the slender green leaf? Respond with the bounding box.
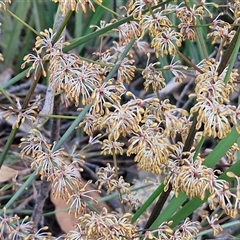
[204,126,240,168]
[169,126,240,227]
[150,192,188,229]
[3,1,32,68]
[131,184,164,224]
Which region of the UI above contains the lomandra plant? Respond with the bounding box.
[1,0,240,239]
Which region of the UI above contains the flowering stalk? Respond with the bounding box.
[0,4,70,169]
[113,152,126,213]
[62,0,170,53]
[144,113,198,230]
[31,8,66,229]
[142,23,240,229]
[0,68,42,168]
[217,27,240,76]
[4,7,39,36]
[2,0,240,238]
[222,27,240,84]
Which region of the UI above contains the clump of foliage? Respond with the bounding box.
[1,0,240,239]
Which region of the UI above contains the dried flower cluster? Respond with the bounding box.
[2,96,41,129]
[164,149,240,219]
[1,0,240,239]
[53,0,102,15]
[190,58,239,138]
[19,128,95,215]
[67,208,137,240]
[66,208,200,240]
[0,212,51,239]
[143,218,200,240]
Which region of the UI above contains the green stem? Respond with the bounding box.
[38,114,76,120]
[0,69,41,168]
[62,0,171,53]
[0,85,14,104]
[193,136,205,160]
[143,113,198,230]
[94,0,120,17]
[131,184,164,224]
[2,68,31,89]
[195,21,208,59]
[6,8,39,36]
[63,16,133,53]
[223,29,240,84]
[22,73,41,108]
[144,185,172,230]
[3,172,36,210]
[217,27,240,75]
[52,10,73,44]
[0,128,18,168]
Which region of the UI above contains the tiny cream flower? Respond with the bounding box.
[52,0,103,15]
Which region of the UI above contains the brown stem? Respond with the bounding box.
[144,185,172,230]
[113,152,126,213]
[177,50,203,74]
[0,70,42,168]
[143,12,240,236]
[217,27,240,75]
[143,114,198,230]
[31,178,52,229]
[31,94,61,229]
[31,10,64,229]
[22,70,42,109]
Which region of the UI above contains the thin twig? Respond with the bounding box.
[143,114,198,231]
[31,90,61,230]
[113,152,126,214]
[31,9,64,229]
[176,77,195,108]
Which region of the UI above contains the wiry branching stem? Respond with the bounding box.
[143,24,240,231]
[0,69,42,168]
[113,152,126,214]
[143,114,198,231]
[31,94,61,229]
[31,9,64,229]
